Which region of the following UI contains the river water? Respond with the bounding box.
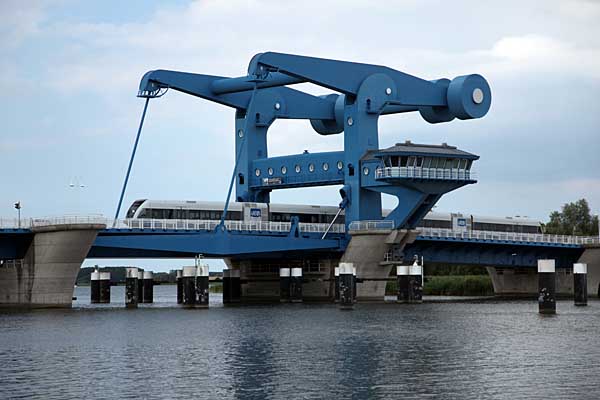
[1,285,599,399]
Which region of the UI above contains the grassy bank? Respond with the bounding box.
[386,275,494,296]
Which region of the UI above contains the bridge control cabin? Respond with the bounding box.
[361,141,478,183]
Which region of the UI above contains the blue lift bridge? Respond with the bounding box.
[89,52,493,260]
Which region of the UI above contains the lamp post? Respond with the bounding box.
[14,201,21,228]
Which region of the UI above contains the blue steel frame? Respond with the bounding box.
[137,52,491,231]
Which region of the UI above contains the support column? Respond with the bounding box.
[176,270,183,304]
[339,262,354,310]
[137,269,144,304]
[334,267,340,302]
[182,266,197,307]
[90,269,100,304]
[230,269,241,303]
[142,271,153,304]
[573,263,587,306]
[99,272,111,304]
[279,267,291,303]
[125,267,138,308]
[538,259,556,315]
[290,267,303,303]
[352,266,357,303]
[222,269,231,304]
[396,265,409,303]
[196,264,209,308]
[408,262,423,304]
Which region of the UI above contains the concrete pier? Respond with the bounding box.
[0,223,105,308]
[125,267,139,308]
[573,263,587,306]
[538,259,556,315]
[99,271,111,303]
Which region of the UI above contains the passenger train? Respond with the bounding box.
[126,199,542,234]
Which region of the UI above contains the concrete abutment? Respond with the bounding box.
[0,223,105,308]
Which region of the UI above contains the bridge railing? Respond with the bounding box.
[0,215,107,229]
[418,227,600,245]
[375,166,476,181]
[114,218,346,233]
[348,220,395,231]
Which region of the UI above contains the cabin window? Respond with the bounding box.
[416,157,423,167]
[400,156,408,167]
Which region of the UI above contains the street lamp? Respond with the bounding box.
[14,201,21,228]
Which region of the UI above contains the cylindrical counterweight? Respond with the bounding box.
[573,263,588,306]
[280,267,291,303]
[125,267,139,308]
[99,272,111,304]
[538,259,556,314]
[290,267,303,303]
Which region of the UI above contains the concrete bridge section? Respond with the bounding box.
[0,222,105,308]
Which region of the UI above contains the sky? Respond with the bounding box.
[1,0,599,271]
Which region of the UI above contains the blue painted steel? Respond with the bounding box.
[114,97,150,222]
[137,52,491,229]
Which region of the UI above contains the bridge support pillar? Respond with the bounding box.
[334,267,340,302]
[538,259,556,315]
[196,265,209,308]
[339,263,354,309]
[137,269,144,304]
[230,269,241,303]
[99,272,111,303]
[91,268,101,303]
[142,271,153,304]
[341,229,417,301]
[0,223,105,308]
[577,245,600,298]
[279,268,290,302]
[176,270,183,304]
[290,267,303,303]
[408,262,423,304]
[222,269,230,304]
[125,267,139,308]
[396,265,409,303]
[573,263,587,306]
[182,266,197,307]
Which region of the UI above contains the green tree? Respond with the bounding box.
[543,199,599,236]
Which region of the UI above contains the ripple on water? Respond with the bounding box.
[1,286,599,399]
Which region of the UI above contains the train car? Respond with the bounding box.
[125,199,541,234]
